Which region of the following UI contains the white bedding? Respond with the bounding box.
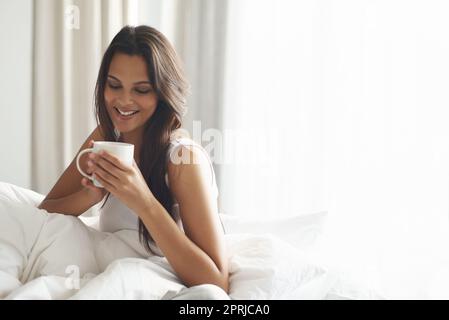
[0,182,381,300]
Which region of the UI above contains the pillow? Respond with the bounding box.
[0,182,45,207]
[219,211,328,253]
[0,182,100,218]
[226,233,331,299]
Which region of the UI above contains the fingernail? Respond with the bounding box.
[87,160,93,166]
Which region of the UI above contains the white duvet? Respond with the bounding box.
[0,182,381,300]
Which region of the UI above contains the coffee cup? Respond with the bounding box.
[76,141,134,188]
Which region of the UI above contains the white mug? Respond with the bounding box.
[76,141,134,188]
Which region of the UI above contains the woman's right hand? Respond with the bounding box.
[81,139,107,204]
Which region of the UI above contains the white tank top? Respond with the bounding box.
[98,137,219,256]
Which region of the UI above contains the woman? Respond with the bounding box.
[1,25,229,299]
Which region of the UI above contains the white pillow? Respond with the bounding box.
[219,211,327,252]
[226,233,331,299]
[0,182,45,206]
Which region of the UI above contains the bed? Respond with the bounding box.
[0,181,381,300]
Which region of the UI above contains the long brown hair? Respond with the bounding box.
[94,25,189,252]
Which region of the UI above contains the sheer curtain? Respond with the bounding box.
[220,0,449,298]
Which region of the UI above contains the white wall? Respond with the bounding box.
[0,0,33,189]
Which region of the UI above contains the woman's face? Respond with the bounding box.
[104,53,158,136]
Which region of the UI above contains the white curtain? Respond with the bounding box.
[220,0,449,298]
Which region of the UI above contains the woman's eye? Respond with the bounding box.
[135,87,152,94]
[108,83,121,90]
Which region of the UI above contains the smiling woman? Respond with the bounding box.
[0,25,230,300]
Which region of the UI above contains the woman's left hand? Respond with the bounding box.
[87,150,155,214]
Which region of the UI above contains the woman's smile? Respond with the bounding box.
[113,106,140,121]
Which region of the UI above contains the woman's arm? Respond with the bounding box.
[137,146,229,292]
[38,188,101,216]
[38,125,106,215]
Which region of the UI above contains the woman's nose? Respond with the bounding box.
[117,91,134,106]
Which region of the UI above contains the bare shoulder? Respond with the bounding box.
[166,142,213,192]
